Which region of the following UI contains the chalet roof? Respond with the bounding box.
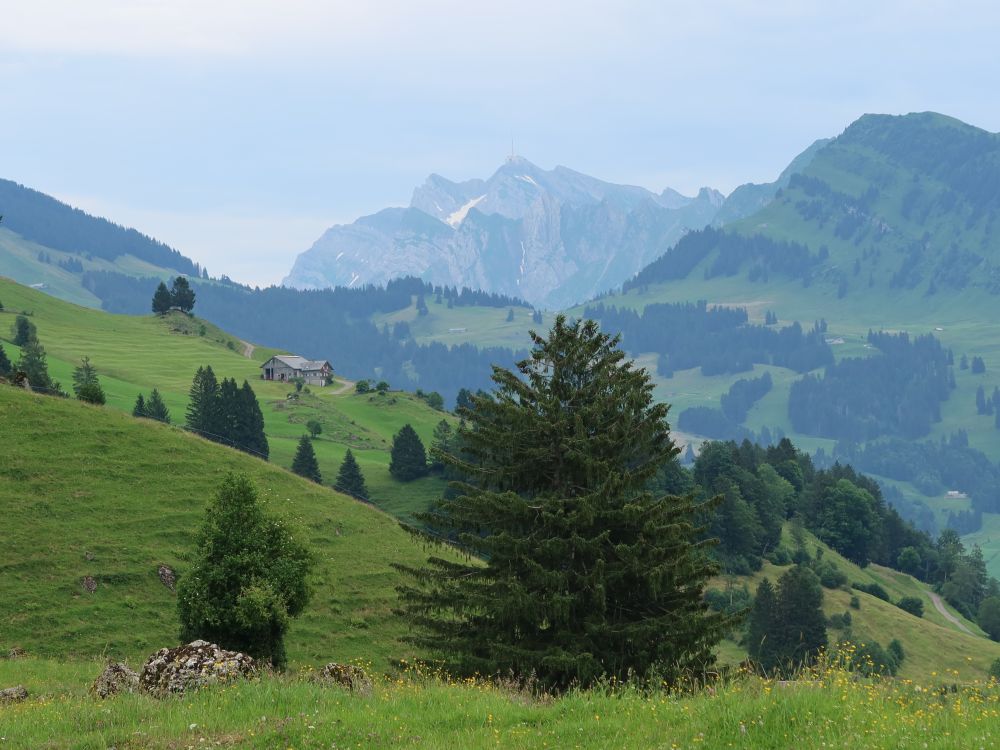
[262,355,331,372]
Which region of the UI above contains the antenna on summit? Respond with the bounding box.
[509,135,516,162]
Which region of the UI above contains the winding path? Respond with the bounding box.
[928,591,974,635]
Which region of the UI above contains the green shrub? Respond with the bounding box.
[852,581,890,602]
[896,596,924,618]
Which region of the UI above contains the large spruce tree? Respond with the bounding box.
[291,434,322,483]
[186,366,220,437]
[389,424,428,481]
[236,381,269,459]
[394,315,727,689]
[334,449,369,501]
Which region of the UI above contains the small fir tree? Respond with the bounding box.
[291,434,322,483]
[177,473,312,668]
[133,393,148,417]
[145,388,171,423]
[17,339,59,393]
[71,356,100,396]
[151,282,173,314]
[0,342,11,377]
[12,315,36,346]
[334,449,369,501]
[394,316,728,689]
[389,423,428,481]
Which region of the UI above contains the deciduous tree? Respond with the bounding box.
[177,473,312,668]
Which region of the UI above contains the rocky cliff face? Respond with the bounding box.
[283,157,731,308]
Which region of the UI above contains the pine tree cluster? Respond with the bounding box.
[133,388,171,423]
[152,276,196,314]
[744,566,828,673]
[185,365,268,458]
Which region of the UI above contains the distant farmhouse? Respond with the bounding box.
[261,355,333,386]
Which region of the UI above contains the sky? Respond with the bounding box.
[2,0,999,286]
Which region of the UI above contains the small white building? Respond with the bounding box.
[261,355,333,386]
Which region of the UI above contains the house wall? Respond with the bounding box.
[264,361,299,381]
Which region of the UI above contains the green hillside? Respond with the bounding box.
[0,385,459,665]
[0,276,450,521]
[4,276,1000,680]
[710,526,1000,680]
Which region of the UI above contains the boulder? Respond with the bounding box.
[81,575,97,593]
[157,565,176,591]
[139,640,256,696]
[91,662,140,699]
[0,685,28,704]
[314,662,371,694]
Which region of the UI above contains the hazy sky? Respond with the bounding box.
[3,1,999,285]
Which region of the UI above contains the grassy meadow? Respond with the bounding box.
[3,654,1000,749]
[0,386,460,666]
[0,276,451,521]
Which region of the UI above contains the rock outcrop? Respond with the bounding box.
[91,662,140,699]
[313,662,372,694]
[0,685,28,704]
[138,640,256,696]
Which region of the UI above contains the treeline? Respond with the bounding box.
[667,439,929,575]
[622,227,822,291]
[0,178,199,275]
[789,331,951,441]
[834,433,1000,517]
[675,438,997,626]
[585,300,832,376]
[677,372,780,443]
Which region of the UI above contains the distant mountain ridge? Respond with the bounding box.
[282,156,792,308]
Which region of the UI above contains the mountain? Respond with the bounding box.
[559,112,1000,553]
[0,178,203,308]
[283,157,729,308]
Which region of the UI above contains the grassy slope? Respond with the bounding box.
[0,227,187,309]
[0,385,458,666]
[0,276,450,521]
[5,658,1000,750]
[711,526,1000,680]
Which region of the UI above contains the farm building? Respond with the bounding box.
[261,355,333,386]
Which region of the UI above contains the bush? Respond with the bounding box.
[849,596,861,609]
[828,611,853,629]
[852,581,890,602]
[896,596,924,618]
[76,381,106,405]
[813,559,848,589]
[768,547,791,566]
[989,658,1000,681]
[177,473,312,669]
[704,585,752,616]
[844,639,900,676]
